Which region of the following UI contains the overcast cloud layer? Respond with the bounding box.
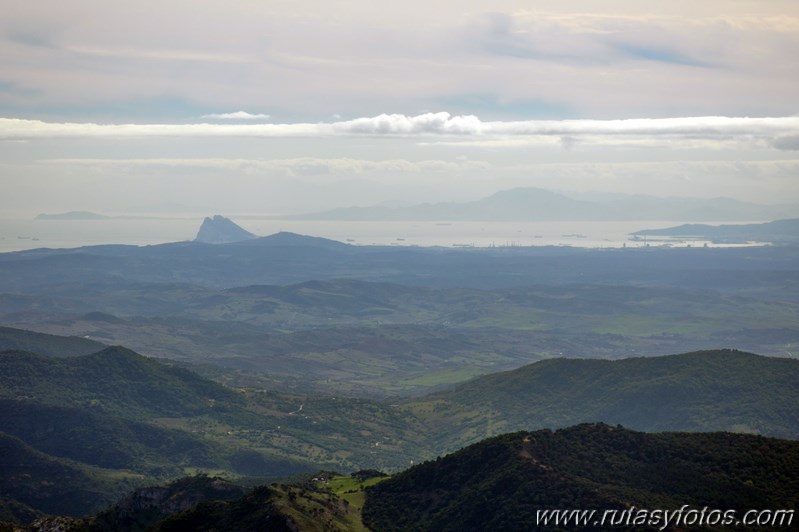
[1,0,797,216]
[3,115,798,153]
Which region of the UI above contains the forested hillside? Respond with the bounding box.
[363,424,799,531]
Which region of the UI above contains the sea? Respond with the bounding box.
[0,217,766,253]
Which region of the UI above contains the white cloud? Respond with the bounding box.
[200,111,270,120]
[0,118,326,138]
[3,114,797,150]
[333,113,485,135]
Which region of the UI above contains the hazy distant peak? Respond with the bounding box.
[286,187,798,222]
[486,187,561,199]
[194,215,256,244]
[36,211,109,220]
[482,187,595,206]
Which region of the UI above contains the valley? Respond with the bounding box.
[1,226,797,529]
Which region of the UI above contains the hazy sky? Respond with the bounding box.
[1,0,798,216]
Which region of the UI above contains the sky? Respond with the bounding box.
[1,0,798,217]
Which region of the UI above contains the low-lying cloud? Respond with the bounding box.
[2,113,798,149]
[200,111,271,120]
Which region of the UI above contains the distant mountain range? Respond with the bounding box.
[33,189,799,223]
[279,187,799,222]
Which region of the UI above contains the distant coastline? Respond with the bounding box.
[36,211,111,221]
[1,217,783,254]
[632,218,799,245]
[35,211,193,221]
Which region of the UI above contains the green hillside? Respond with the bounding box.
[407,349,799,451]
[31,472,386,532]
[3,336,799,525]
[0,347,243,419]
[0,342,421,520]
[0,326,106,357]
[363,424,799,531]
[149,484,350,532]
[0,347,320,519]
[0,399,222,475]
[0,433,148,519]
[25,425,797,531]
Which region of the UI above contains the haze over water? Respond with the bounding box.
[0,218,766,253]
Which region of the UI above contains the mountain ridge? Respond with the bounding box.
[2,334,799,524]
[405,349,799,451]
[362,424,799,531]
[0,326,106,357]
[0,346,243,418]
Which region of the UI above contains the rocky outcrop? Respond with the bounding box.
[194,215,256,244]
[89,476,245,531]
